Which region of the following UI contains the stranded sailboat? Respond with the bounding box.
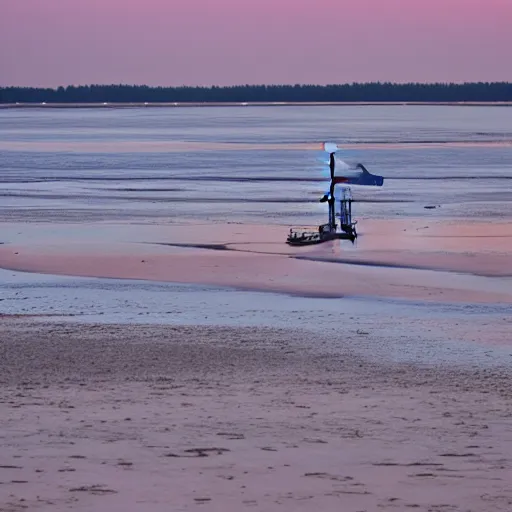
[286,142,384,246]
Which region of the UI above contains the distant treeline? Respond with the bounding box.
[1,82,512,103]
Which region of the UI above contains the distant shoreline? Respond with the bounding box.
[2,82,511,106]
[1,101,512,109]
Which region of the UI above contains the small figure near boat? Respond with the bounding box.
[286,142,384,246]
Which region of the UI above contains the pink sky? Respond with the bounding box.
[1,0,511,87]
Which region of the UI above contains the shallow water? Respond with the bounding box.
[2,268,511,367]
[1,106,511,225]
[1,106,512,365]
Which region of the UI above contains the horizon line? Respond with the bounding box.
[2,81,512,89]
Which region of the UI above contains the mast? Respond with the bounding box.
[328,151,336,232]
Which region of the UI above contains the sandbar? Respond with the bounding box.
[1,219,511,304]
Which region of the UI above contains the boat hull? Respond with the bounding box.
[286,231,355,246]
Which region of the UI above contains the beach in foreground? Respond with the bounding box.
[1,319,512,512]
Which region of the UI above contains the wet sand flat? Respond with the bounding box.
[1,220,512,304]
[1,319,512,512]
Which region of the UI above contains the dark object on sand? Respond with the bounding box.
[286,142,384,246]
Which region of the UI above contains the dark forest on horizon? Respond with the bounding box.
[1,82,512,103]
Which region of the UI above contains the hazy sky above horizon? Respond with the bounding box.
[1,0,511,87]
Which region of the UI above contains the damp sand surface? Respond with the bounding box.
[1,320,512,512]
[1,219,512,304]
